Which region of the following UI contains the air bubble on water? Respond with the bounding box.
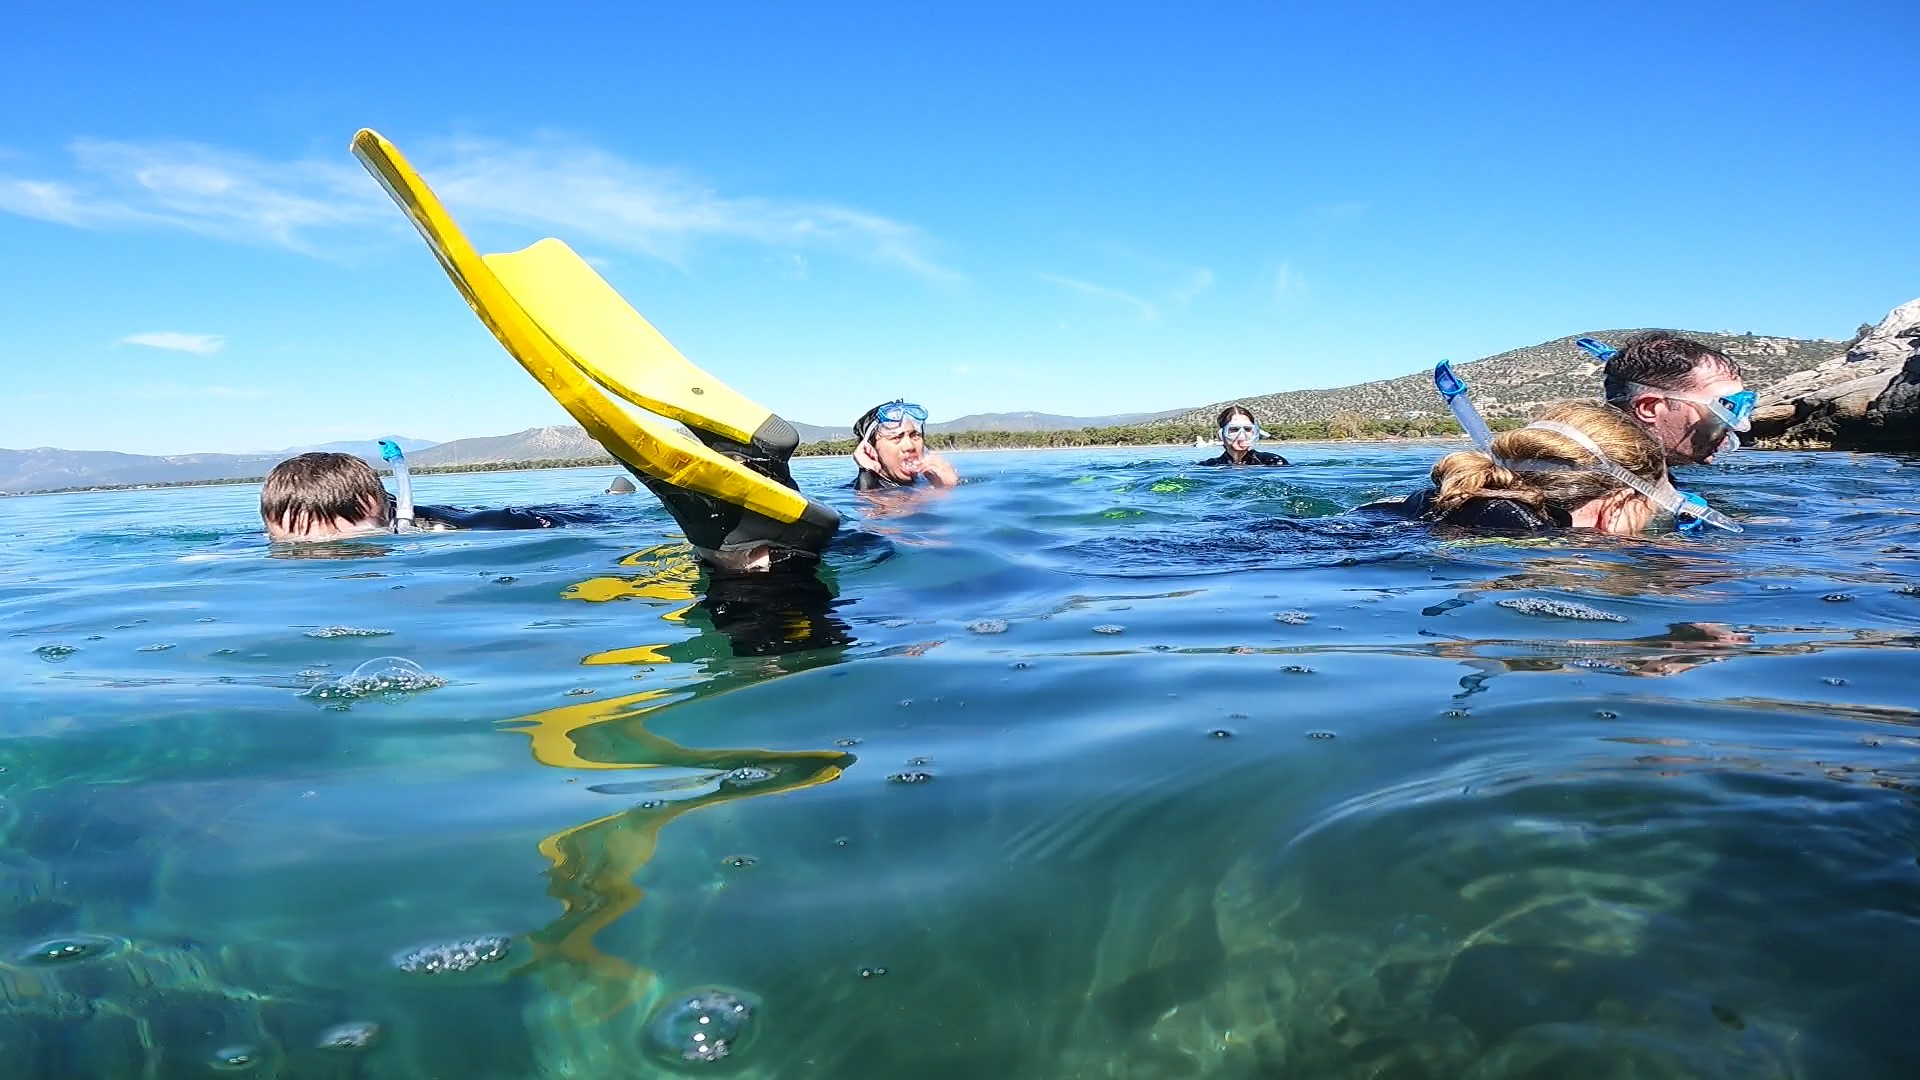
[722,854,758,869]
[859,965,888,978]
[1273,611,1313,625]
[209,1045,261,1071]
[1306,730,1337,740]
[33,644,77,662]
[302,657,446,701]
[834,737,862,748]
[967,619,1009,634]
[1495,598,1627,622]
[394,934,511,975]
[137,642,176,652]
[1823,677,1848,686]
[304,626,393,639]
[1896,584,1920,597]
[1208,729,1234,739]
[18,933,124,966]
[1093,624,1125,635]
[316,1021,380,1051]
[1282,665,1314,674]
[1822,593,1854,602]
[888,771,933,784]
[644,987,759,1067]
[720,766,775,788]
[566,687,595,697]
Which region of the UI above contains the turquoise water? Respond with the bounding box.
[4,444,1918,1077]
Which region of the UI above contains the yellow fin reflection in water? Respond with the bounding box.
[501,690,853,1025]
[561,544,699,613]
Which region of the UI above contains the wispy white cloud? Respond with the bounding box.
[0,135,954,280]
[1313,201,1367,222]
[119,331,226,355]
[1171,267,1215,305]
[121,384,269,401]
[1034,272,1158,321]
[1273,263,1307,304]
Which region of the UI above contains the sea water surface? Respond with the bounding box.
[2,444,1918,1078]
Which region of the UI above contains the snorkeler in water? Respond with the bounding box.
[1357,361,1740,535]
[259,450,597,542]
[1584,332,1754,466]
[850,400,961,491]
[1197,404,1291,466]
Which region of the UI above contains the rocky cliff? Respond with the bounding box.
[1749,299,1920,451]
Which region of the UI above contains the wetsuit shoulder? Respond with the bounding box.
[1250,450,1291,466]
[1353,487,1437,519]
[1433,496,1563,532]
[852,469,914,491]
[411,504,597,530]
[1196,454,1231,466]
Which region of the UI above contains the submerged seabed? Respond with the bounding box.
[2,444,1918,1078]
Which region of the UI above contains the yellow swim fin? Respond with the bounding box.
[351,129,838,558]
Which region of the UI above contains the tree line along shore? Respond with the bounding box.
[13,414,1513,496]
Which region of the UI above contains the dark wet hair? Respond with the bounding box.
[853,399,906,445]
[260,452,388,534]
[1216,403,1257,429]
[1601,333,1742,402]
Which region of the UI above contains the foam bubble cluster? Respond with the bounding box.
[33,644,77,662]
[305,626,394,639]
[303,657,447,701]
[644,987,758,1066]
[394,934,511,975]
[1495,598,1627,622]
[17,933,124,966]
[967,619,1009,634]
[316,1021,381,1051]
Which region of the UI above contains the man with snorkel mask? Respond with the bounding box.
[1587,333,1754,466]
[851,399,960,490]
[1198,404,1291,467]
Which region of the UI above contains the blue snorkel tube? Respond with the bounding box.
[1433,360,1495,451]
[377,439,414,531]
[1574,337,1618,365]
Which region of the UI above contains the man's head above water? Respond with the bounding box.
[1601,332,1748,466]
[851,399,958,488]
[260,452,390,542]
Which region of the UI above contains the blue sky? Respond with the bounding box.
[4,1,1914,454]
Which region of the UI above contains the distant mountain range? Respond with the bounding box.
[1,329,1844,494]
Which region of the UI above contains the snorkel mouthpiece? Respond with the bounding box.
[1433,360,1496,452]
[377,439,414,531]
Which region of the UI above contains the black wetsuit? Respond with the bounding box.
[638,415,839,565]
[396,496,603,532]
[852,468,920,491]
[1199,449,1291,467]
[1354,486,1570,533]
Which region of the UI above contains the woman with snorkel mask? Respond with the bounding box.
[1199,404,1292,467]
[851,399,961,491]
